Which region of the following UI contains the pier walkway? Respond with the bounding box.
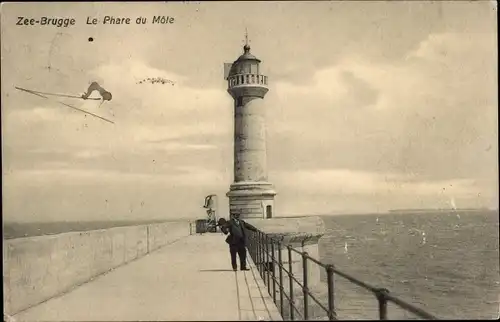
[13,234,283,321]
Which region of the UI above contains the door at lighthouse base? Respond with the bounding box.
[266,205,273,219]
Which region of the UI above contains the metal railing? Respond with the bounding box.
[227,73,268,88]
[245,229,439,321]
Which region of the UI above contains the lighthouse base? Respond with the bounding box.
[226,182,276,220]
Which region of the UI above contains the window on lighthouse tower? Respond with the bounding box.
[250,63,258,74]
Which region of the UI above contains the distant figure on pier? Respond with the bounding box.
[220,213,258,271]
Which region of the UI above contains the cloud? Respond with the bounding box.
[2,169,232,223]
[6,165,227,187]
[73,149,111,160]
[261,31,498,214]
[275,168,478,196]
[88,59,229,111]
[2,59,235,227]
[407,32,496,63]
[267,32,497,183]
[3,58,233,169]
[2,163,232,222]
[271,169,497,215]
[153,142,217,152]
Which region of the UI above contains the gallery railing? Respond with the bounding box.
[245,229,439,321]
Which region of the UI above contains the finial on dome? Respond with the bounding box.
[243,27,251,53]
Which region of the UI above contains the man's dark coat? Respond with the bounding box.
[221,218,258,246]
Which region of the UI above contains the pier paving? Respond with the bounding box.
[13,234,282,321]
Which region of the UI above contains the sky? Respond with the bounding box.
[1,1,498,223]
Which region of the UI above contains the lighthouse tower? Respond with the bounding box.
[225,36,276,220]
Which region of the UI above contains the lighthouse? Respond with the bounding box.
[225,35,276,220]
[222,35,325,305]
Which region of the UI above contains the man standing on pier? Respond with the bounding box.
[221,213,257,271]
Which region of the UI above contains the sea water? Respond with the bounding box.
[315,210,499,320]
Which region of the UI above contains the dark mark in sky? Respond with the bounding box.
[137,77,176,85]
[81,82,112,104]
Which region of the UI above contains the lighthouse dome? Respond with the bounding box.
[235,44,261,62]
[228,45,261,77]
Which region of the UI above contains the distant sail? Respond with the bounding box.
[450,197,457,210]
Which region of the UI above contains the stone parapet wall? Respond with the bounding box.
[3,221,189,315]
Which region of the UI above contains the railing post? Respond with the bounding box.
[257,231,262,277]
[261,232,266,279]
[326,264,336,320]
[259,232,264,278]
[252,231,256,258]
[256,231,261,275]
[288,246,295,321]
[271,240,277,304]
[278,241,284,318]
[302,251,309,320]
[375,288,389,320]
[248,230,254,258]
[253,231,257,259]
[266,235,271,292]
